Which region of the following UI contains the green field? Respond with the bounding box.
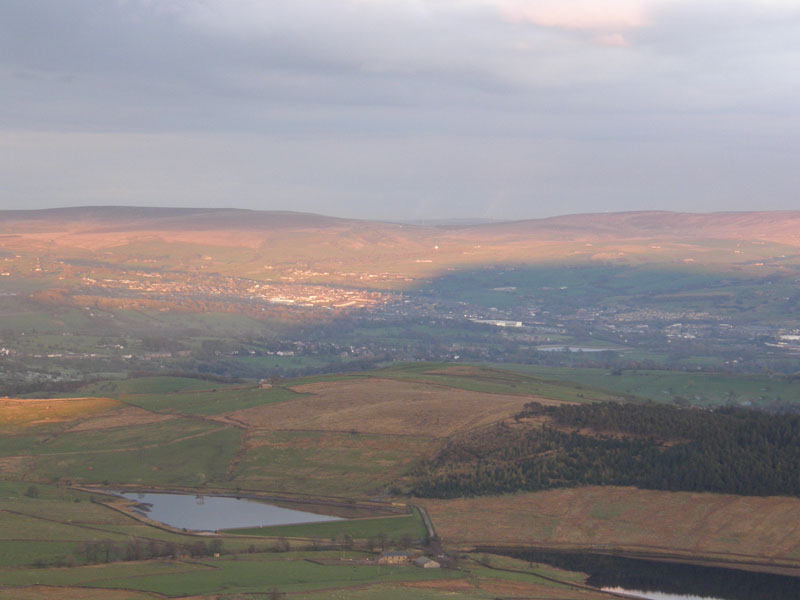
[0,482,462,598]
[364,362,627,403]
[0,556,463,597]
[121,385,301,415]
[4,424,243,487]
[501,364,800,407]
[228,430,436,497]
[80,376,228,396]
[3,365,800,598]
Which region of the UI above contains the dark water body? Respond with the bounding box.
[117,491,342,531]
[486,549,800,600]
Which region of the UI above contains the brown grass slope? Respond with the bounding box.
[463,210,800,245]
[422,486,800,570]
[225,378,563,437]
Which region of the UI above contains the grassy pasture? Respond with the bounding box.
[16,419,221,456]
[0,510,132,544]
[0,435,51,456]
[0,556,464,597]
[371,363,623,403]
[229,430,437,497]
[66,406,173,432]
[0,560,212,589]
[231,378,552,438]
[466,553,586,585]
[0,541,84,568]
[20,426,242,487]
[502,364,800,407]
[5,367,800,596]
[79,376,228,397]
[122,385,300,415]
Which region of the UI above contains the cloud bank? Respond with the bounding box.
[1,0,798,219]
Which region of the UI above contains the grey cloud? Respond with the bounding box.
[0,0,798,217]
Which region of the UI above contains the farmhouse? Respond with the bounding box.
[378,551,412,565]
[413,556,440,568]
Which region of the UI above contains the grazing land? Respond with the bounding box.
[232,429,436,497]
[0,479,611,599]
[503,364,800,409]
[231,378,558,437]
[2,365,800,597]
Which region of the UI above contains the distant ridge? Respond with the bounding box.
[0,206,351,233]
[3,206,800,246]
[462,210,800,245]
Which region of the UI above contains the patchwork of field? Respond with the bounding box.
[421,486,800,567]
[3,368,800,597]
[1,368,568,495]
[0,481,492,598]
[0,479,603,599]
[0,556,610,600]
[229,378,554,437]
[0,482,255,567]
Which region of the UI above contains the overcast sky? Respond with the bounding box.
[1,0,799,220]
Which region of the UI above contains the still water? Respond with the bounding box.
[117,491,342,531]
[603,588,723,599]
[490,549,800,600]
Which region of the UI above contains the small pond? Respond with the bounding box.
[485,548,800,600]
[117,491,343,531]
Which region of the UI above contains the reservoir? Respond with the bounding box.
[117,491,343,531]
[488,549,800,600]
[602,590,725,600]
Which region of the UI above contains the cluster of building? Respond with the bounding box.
[75,272,394,310]
[376,551,441,568]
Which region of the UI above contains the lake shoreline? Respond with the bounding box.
[73,484,408,520]
[471,544,800,579]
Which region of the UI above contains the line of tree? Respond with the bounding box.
[76,538,223,564]
[412,402,800,498]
